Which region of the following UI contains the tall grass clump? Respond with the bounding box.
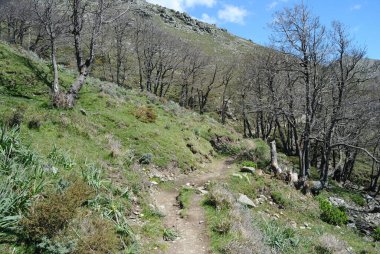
[0,126,45,239]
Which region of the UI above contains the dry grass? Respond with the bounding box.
[133,105,157,123]
[316,234,350,254]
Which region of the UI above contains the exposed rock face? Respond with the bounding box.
[130,0,232,36]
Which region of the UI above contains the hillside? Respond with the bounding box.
[1,39,380,254]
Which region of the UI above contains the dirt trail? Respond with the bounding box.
[154,158,233,254]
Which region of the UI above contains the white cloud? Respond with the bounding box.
[146,0,216,12]
[267,1,278,10]
[350,4,362,11]
[200,13,217,24]
[146,0,183,11]
[184,0,216,8]
[218,4,248,25]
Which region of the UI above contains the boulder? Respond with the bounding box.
[329,197,346,207]
[240,166,256,174]
[238,194,256,208]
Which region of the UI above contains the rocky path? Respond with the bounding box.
[154,159,234,254]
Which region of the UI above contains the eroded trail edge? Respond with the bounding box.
[153,159,233,254]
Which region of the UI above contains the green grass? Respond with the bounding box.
[177,187,195,218]
[211,164,380,254]
[203,203,235,253]
[0,41,244,252]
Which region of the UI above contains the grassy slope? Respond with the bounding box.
[0,42,239,171]
[204,172,380,253]
[0,41,241,253]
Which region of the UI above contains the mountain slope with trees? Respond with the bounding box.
[0,0,380,253]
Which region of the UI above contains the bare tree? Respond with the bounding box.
[271,3,328,179]
[32,0,69,97]
[64,0,128,107]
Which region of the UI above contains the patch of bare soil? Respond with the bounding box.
[153,158,234,254]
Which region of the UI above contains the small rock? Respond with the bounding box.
[80,108,87,116]
[256,169,263,176]
[240,166,256,174]
[150,181,159,185]
[304,222,309,227]
[238,194,256,208]
[269,201,274,205]
[273,213,280,218]
[199,221,204,224]
[300,226,306,229]
[197,187,209,195]
[186,182,191,186]
[259,195,268,201]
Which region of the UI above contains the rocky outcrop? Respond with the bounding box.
[329,196,380,236]
[130,0,226,36]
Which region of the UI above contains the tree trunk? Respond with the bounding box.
[271,140,282,175]
[50,36,59,96]
[66,66,87,108]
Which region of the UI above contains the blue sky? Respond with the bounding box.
[146,0,380,59]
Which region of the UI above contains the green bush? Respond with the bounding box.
[374,227,380,241]
[318,198,348,226]
[163,228,178,241]
[241,161,257,168]
[271,191,289,207]
[253,139,270,168]
[21,180,94,241]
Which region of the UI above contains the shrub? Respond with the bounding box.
[22,180,94,241]
[374,227,380,241]
[163,228,178,241]
[271,191,289,208]
[212,218,232,234]
[37,237,76,254]
[6,105,26,129]
[316,234,349,254]
[133,106,157,123]
[241,161,257,168]
[262,220,299,252]
[73,215,119,254]
[318,198,348,225]
[252,139,270,168]
[138,153,153,165]
[28,117,42,130]
[206,184,234,210]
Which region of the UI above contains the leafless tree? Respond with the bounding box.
[32,0,69,97]
[271,3,328,179]
[64,0,128,107]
